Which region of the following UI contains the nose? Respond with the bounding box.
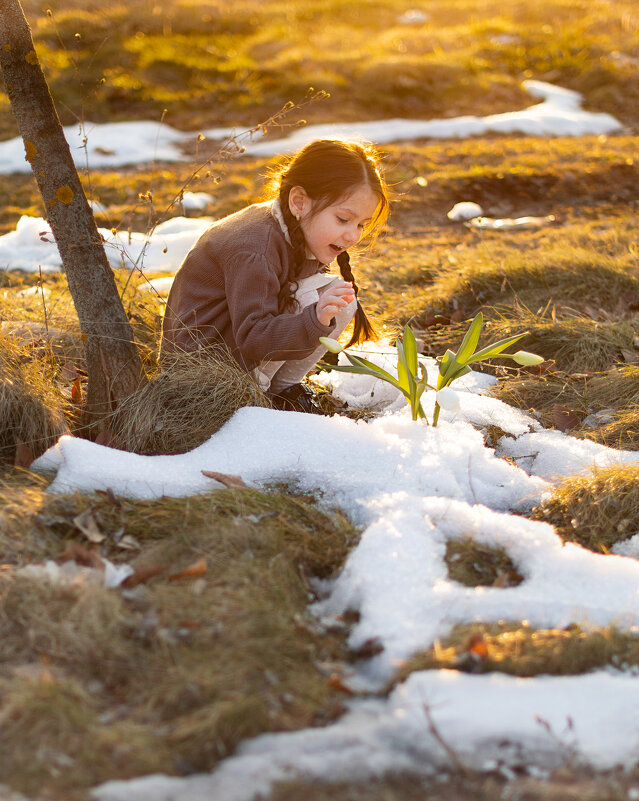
[343,223,359,246]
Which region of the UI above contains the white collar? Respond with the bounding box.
[270,198,323,264]
[269,198,292,246]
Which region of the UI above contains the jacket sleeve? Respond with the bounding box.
[224,250,334,364]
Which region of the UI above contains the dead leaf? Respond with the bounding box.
[58,541,104,570]
[14,438,34,468]
[326,673,355,694]
[61,361,79,381]
[466,632,489,659]
[450,309,465,323]
[493,569,524,588]
[169,557,208,581]
[621,290,639,310]
[421,314,451,328]
[72,508,105,544]
[621,349,639,365]
[201,470,247,488]
[71,376,83,405]
[116,534,141,551]
[121,564,166,588]
[350,637,384,659]
[553,404,581,432]
[95,429,115,447]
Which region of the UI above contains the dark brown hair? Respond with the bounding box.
[269,139,389,346]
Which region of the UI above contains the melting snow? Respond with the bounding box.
[26,349,639,801]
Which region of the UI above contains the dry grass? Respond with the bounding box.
[394,621,639,680]
[531,464,639,552]
[0,480,358,799]
[108,347,271,454]
[267,771,637,801]
[445,539,524,588]
[584,408,639,450]
[3,0,635,142]
[490,374,589,428]
[0,334,70,464]
[1,2,639,796]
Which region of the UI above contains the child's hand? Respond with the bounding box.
[316,281,356,326]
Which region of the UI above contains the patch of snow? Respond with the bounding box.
[27,358,639,799]
[447,201,483,221]
[397,9,429,24]
[137,276,175,296]
[0,81,622,177]
[93,671,639,801]
[17,558,133,588]
[181,191,214,212]
[612,533,639,559]
[0,215,212,274]
[239,80,622,156]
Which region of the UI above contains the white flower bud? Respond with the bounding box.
[319,336,343,354]
[436,386,460,411]
[512,350,544,366]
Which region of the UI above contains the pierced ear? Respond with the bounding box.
[288,186,311,221]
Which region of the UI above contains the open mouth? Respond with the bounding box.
[329,244,343,254]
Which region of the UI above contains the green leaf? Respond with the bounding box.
[403,325,419,377]
[467,332,527,363]
[345,354,404,390]
[437,349,457,389]
[319,362,409,399]
[396,339,415,395]
[455,311,483,364]
[444,364,472,385]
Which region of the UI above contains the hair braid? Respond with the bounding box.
[277,191,308,313]
[337,250,376,346]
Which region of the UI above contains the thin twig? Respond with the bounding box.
[38,265,49,336]
[422,701,471,777]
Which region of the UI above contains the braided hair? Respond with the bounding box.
[270,139,389,346]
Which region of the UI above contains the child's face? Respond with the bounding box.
[295,184,379,265]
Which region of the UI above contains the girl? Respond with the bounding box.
[160,139,389,412]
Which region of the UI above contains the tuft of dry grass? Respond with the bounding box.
[0,334,70,464]
[107,347,271,454]
[393,621,639,682]
[0,480,358,799]
[421,313,637,375]
[530,464,639,552]
[445,539,523,588]
[267,770,636,801]
[584,408,639,450]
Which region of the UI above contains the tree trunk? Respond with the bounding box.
[0,0,146,430]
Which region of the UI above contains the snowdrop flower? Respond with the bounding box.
[320,336,344,354]
[436,386,460,412]
[512,350,545,366]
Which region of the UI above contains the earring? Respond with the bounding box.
[295,214,300,221]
